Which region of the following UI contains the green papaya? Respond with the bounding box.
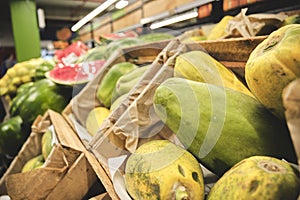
[207,156,300,200]
[9,78,72,126]
[153,77,297,176]
[125,140,205,200]
[110,93,128,111]
[106,38,143,58]
[96,62,138,108]
[112,64,150,102]
[138,32,174,43]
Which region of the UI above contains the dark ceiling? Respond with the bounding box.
[0,0,110,41]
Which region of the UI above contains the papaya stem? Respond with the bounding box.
[175,185,189,200]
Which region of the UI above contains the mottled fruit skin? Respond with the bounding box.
[245,24,300,120]
[153,78,297,176]
[125,140,205,200]
[207,156,300,200]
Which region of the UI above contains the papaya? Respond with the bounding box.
[112,64,150,102]
[207,156,300,200]
[153,77,297,176]
[41,129,53,160]
[245,24,300,120]
[281,14,300,27]
[174,51,253,97]
[110,93,128,111]
[85,106,110,136]
[21,154,44,173]
[125,140,205,200]
[138,32,174,43]
[206,15,233,40]
[96,62,138,108]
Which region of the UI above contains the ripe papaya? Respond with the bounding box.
[245,24,300,119]
[112,64,150,102]
[85,106,110,136]
[96,62,138,108]
[174,51,253,97]
[41,130,53,160]
[207,156,300,200]
[206,15,233,40]
[21,154,44,173]
[125,140,205,200]
[153,77,297,176]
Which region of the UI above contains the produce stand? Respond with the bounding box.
[0,2,300,199]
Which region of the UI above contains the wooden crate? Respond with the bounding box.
[87,37,266,199]
[0,110,98,199]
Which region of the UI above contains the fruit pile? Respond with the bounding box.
[122,24,300,199]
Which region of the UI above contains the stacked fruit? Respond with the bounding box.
[85,62,151,136]
[123,24,300,199]
[0,58,54,97]
[21,129,53,172]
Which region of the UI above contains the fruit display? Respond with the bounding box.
[207,156,300,200]
[153,77,297,175]
[125,140,205,200]
[96,62,139,108]
[245,24,300,120]
[174,50,253,97]
[0,58,55,96]
[9,78,72,126]
[1,7,300,199]
[85,106,111,136]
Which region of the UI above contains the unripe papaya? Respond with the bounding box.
[125,140,205,200]
[112,64,150,102]
[153,77,297,176]
[96,62,138,108]
[174,51,253,97]
[207,156,300,200]
[245,24,300,119]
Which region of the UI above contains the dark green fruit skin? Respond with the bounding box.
[207,156,300,200]
[153,77,297,176]
[9,78,72,126]
[0,116,26,157]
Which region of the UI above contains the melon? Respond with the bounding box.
[46,60,106,85]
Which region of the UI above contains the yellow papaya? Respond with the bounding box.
[125,140,205,200]
[207,156,300,200]
[174,51,254,97]
[85,106,110,136]
[245,24,300,119]
[153,77,297,176]
[41,129,53,160]
[21,154,44,173]
[96,62,138,108]
[206,15,233,40]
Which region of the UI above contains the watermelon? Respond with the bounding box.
[46,60,106,85]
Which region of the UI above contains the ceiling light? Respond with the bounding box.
[115,0,129,9]
[150,10,198,30]
[71,0,118,32]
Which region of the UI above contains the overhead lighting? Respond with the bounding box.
[115,0,129,9]
[150,10,198,30]
[71,0,118,32]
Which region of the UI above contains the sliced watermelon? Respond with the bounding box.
[46,60,106,85]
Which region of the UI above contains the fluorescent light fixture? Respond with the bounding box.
[37,8,46,29]
[115,0,128,9]
[150,11,198,30]
[71,0,118,32]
